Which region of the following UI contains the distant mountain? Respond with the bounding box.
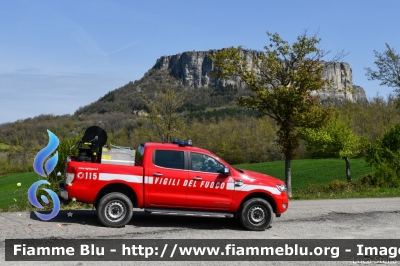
[153,49,367,103]
[76,49,367,116]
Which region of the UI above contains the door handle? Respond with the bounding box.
[192,176,202,181]
[153,172,163,177]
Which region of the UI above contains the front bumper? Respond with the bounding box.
[274,192,289,215]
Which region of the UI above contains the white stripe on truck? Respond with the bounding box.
[99,173,142,183]
[144,176,153,184]
[236,184,280,195]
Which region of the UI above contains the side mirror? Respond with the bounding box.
[223,167,230,175]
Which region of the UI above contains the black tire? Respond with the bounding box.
[239,198,273,231]
[97,192,133,227]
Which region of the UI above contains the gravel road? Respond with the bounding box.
[1,197,400,265]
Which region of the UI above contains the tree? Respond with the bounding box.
[141,86,185,143]
[299,113,360,182]
[365,44,400,96]
[210,32,336,197]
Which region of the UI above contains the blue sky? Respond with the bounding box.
[0,0,399,124]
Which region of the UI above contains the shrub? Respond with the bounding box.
[374,163,399,187]
[358,163,400,188]
[363,123,400,187]
[327,179,348,192]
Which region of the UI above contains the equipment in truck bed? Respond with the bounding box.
[76,126,107,163]
[101,145,135,166]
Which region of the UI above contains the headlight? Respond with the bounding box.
[276,184,287,192]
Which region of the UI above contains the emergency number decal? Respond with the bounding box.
[76,172,98,180]
[76,167,100,180]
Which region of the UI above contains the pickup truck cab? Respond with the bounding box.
[59,127,288,231]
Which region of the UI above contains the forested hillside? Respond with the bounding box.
[0,86,398,175]
[74,69,248,117]
[0,47,398,176]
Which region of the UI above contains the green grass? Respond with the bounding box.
[234,158,372,191]
[0,172,43,210]
[0,172,93,211]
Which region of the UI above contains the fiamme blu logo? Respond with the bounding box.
[28,130,60,221]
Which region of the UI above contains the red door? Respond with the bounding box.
[145,150,188,207]
[185,152,234,210]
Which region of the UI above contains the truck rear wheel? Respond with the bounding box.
[239,198,273,231]
[97,192,133,227]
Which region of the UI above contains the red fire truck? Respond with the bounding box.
[59,126,288,231]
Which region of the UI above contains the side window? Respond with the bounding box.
[191,153,225,174]
[154,150,184,170]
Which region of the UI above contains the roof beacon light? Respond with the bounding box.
[172,138,179,144]
[186,139,193,146]
[178,140,186,147]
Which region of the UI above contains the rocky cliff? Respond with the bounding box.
[152,50,367,103]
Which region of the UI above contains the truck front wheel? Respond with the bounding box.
[97,192,133,227]
[239,198,273,231]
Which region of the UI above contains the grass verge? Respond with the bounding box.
[0,172,90,212]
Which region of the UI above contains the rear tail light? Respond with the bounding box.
[65,166,75,185]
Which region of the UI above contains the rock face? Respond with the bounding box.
[352,85,368,102]
[152,49,367,103]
